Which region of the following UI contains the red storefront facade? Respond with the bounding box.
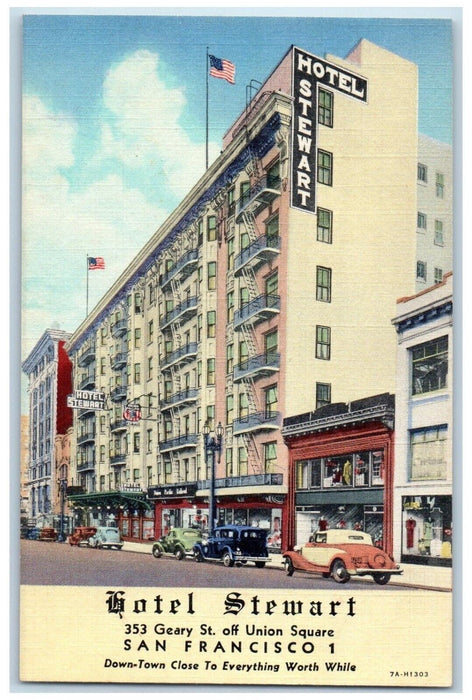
[282,394,395,555]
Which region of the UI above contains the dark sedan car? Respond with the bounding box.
[193,525,270,568]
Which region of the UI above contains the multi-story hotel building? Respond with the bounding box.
[391,272,453,568]
[21,329,73,527]
[64,40,452,548]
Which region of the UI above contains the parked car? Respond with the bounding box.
[152,527,202,560]
[283,529,402,585]
[88,526,123,550]
[68,527,97,547]
[38,527,57,541]
[193,525,270,568]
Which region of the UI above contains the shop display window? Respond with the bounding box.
[401,495,452,565]
[295,449,384,491]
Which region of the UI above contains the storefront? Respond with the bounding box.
[148,475,287,551]
[283,393,395,553]
[401,494,452,566]
[68,485,154,542]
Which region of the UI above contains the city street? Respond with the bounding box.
[20,541,417,591]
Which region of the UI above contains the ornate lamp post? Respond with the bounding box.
[203,421,223,536]
[57,476,68,542]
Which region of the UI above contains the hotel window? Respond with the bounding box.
[240,181,250,209]
[264,385,278,416]
[206,405,215,429]
[148,319,154,343]
[226,448,233,476]
[264,442,277,473]
[316,382,331,408]
[411,336,448,396]
[265,271,279,298]
[417,212,427,230]
[147,429,152,453]
[147,466,153,486]
[240,229,249,253]
[317,208,332,243]
[207,358,215,385]
[197,265,203,294]
[198,218,204,246]
[417,163,427,182]
[134,363,141,383]
[318,88,333,127]
[436,172,444,198]
[238,392,249,420]
[135,293,143,314]
[134,328,141,348]
[227,291,234,322]
[197,314,202,342]
[207,310,216,338]
[434,268,443,284]
[237,446,248,476]
[266,159,280,189]
[240,286,249,308]
[316,266,332,302]
[227,236,234,270]
[226,344,234,374]
[100,357,106,375]
[317,150,333,186]
[208,261,217,290]
[410,425,448,481]
[239,340,248,366]
[100,415,106,433]
[100,327,107,345]
[416,261,427,282]
[147,356,153,380]
[434,219,444,246]
[100,445,105,462]
[264,329,278,362]
[316,326,331,360]
[227,187,235,215]
[133,433,140,453]
[226,395,234,425]
[207,215,217,241]
[148,282,156,305]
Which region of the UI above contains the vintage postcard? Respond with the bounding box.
[16,9,458,689]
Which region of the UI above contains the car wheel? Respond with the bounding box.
[152,546,163,559]
[255,561,266,568]
[331,558,351,584]
[223,552,234,568]
[194,550,203,562]
[175,548,185,560]
[284,556,294,577]
[373,572,391,585]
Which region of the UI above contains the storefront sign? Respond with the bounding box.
[67,390,106,410]
[291,46,367,214]
[148,483,198,499]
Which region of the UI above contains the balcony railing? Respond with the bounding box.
[233,411,282,435]
[198,472,283,490]
[161,387,198,410]
[233,294,280,330]
[159,434,198,453]
[78,344,96,367]
[78,371,96,390]
[160,249,199,289]
[110,384,127,402]
[110,452,127,465]
[161,342,198,371]
[110,352,127,371]
[235,174,281,222]
[234,234,280,276]
[111,318,127,338]
[234,352,280,382]
[77,429,96,446]
[77,459,95,472]
[110,419,128,432]
[160,296,198,330]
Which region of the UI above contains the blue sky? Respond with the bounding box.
[18,10,457,406]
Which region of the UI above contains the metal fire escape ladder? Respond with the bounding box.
[241,432,262,474]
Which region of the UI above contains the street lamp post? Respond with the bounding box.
[203,421,223,536]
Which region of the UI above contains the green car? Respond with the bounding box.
[152,527,202,560]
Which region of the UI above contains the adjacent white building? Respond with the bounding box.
[392,272,453,568]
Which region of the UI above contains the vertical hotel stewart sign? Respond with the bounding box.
[291,46,368,213]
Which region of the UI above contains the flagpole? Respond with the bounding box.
[206,46,209,171]
[86,253,89,317]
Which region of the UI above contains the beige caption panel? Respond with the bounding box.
[20,585,452,687]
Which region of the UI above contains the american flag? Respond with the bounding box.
[209,54,235,84]
[88,256,105,270]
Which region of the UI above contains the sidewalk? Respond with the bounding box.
[121,541,452,592]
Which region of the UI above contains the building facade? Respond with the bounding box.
[21,329,73,527]
[391,272,453,567]
[63,41,452,549]
[282,393,395,552]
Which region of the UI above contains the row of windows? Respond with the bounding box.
[417,213,445,246]
[417,262,444,285]
[417,163,446,198]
